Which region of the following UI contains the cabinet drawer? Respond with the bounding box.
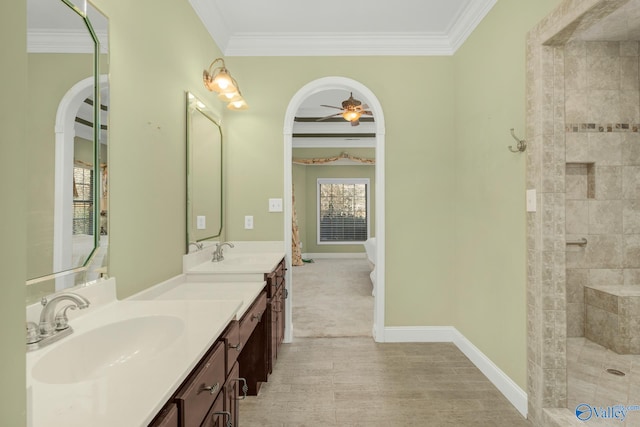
[239,291,267,344]
[199,392,225,427]
[175,342,225,427]
[222,320,241,374]
[148,402,178,427]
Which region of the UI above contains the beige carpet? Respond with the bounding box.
[292,258,373,338]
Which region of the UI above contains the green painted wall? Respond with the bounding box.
[224,56,459,326]
[1,0,26,424]
[452,0,561,389]
[90,0,225,299]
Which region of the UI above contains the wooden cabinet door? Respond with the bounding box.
[199,395,226,427]
[224,362,241,427]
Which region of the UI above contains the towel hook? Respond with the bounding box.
[508,128,527,153]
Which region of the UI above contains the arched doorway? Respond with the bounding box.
[283,76,386,342]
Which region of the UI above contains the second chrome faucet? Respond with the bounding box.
[211,242,234,262]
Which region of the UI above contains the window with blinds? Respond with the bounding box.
[317,178,370,244]
[73,166,94,235]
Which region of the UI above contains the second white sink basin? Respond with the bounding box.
[219,255,270,266]
[32,315,184,384]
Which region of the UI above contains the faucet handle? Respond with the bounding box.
[54,305,77,331]
[26,321,40,344]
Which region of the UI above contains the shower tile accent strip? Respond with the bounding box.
[565,123,639,132]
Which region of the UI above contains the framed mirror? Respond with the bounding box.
[26,0,109,291]
[186,92,223,249]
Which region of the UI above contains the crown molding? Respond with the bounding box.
[190,0,497,56]
[447,0,497,52]
[225,32,454,56]
[188,0,230,52]
[27,29,109,54]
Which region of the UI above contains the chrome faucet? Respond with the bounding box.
[189,241,204,252]
[27,292,90,351]
[211,242,234,262]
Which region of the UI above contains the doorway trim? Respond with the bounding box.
[283,76,386,342]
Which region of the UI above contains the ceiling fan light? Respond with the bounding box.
[342,110,361,122]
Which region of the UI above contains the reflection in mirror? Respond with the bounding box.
[186,92,223,250]
[26,0,109,297]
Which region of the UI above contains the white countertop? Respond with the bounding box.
[27,298,241,427]
[186,251,284,275]
[131,277,266,319]
[27,245,285,427]
[26,274,270,427]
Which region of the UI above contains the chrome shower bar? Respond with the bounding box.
[566,238,587,247]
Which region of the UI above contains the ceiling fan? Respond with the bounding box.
[317,92,372,126]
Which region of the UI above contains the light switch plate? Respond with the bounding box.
[196,215,206,229]
[526,189,537,212]
[244,215,254,229]
[268,198,283,212]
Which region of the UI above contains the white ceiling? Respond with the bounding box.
[189,0,497,56]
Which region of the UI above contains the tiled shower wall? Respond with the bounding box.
[563,40,640,337]
[526,1,636,425]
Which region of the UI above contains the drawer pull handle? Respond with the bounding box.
[228,342,242,351]
[201,382,220,395]
[212,410,232,427]
[232,377,248,400]
[251,312,263,322]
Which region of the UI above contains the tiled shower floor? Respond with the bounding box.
[567,337,640,426]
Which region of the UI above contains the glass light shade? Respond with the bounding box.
[342,110,361,122]
[218,90,243,103]
[203,68,237,94]
[227,98,249,111]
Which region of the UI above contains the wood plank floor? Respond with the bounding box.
[240,337,531,426]
[240,258,530,426]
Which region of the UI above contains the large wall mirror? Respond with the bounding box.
[26,0,109,296]
[186,92,223,249]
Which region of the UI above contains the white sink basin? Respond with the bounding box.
[219,255,270,265]
[31,315,184,384]
[187,252,283,275]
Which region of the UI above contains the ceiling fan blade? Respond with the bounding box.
[350,119,360,127]
[316,113,342,122]
[362,111,373,116]
[320,104,344,110]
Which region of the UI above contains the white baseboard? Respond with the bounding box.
[383,326,528,418]
[302,252,367,259]
[384,326,458,342]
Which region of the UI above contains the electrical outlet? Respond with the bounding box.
[268,198,283,212]
[244,215,254,229]
[196,215,206,229]
[526,189,537,212]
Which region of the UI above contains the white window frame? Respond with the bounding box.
[316,178,370,245]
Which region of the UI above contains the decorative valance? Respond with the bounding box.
[292,151,374,165]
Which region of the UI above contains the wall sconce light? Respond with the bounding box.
[203,58,248,110]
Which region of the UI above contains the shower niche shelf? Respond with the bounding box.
[566,162,595,200]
